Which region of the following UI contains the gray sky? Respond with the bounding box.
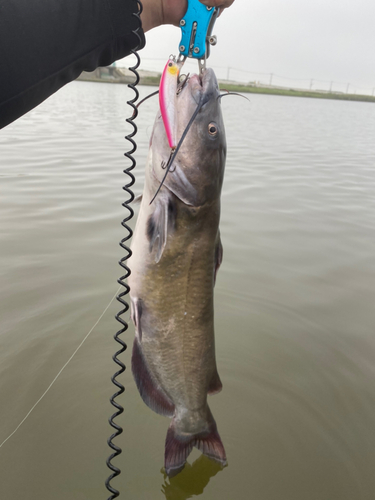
[119,0,375,95]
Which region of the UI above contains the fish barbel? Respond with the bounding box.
[128,67,227,477]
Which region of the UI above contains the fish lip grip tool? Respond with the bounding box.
[158,1,220,159]
[177,0,220,72]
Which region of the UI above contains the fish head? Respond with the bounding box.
[150,68,227,207]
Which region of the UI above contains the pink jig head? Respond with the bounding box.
[159,57,182,150]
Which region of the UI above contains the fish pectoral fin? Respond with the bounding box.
[147,195,177,263]
[131,337,175,417]
[214,232,223,286]
[208,369,223,395]
[163,164,200,207]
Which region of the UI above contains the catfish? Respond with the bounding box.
[128,68,227,477]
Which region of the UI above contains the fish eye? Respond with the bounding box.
[208,123,218,136]
[168,62,173,67]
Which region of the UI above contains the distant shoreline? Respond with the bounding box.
[218,84,375,103]
[76,70,375,104]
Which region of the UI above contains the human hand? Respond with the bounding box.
[140,0,235,33]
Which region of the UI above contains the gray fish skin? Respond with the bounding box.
[128,68,227,477]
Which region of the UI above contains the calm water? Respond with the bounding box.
[1,81,375,500]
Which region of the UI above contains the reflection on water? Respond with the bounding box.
[1,81,375,500]
[161,456,225,500]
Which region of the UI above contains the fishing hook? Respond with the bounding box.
[149,97,205,205]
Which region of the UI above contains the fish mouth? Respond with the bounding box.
[184,68,218,104]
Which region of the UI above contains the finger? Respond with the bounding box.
[199,0,235,8]
[162,0,188,27]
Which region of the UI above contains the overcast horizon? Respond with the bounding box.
[118,0,375,95]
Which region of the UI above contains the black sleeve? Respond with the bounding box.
[0,0,145,129]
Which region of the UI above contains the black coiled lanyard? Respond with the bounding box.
[105,1,143,498]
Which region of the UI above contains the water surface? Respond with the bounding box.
[1,81,375,500]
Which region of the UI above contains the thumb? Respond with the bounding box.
[199,0,235,7]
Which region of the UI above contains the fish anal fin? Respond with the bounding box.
[208,369,223,395]
[131,337,175,417]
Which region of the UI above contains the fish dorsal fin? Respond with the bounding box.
[147,194,177,262]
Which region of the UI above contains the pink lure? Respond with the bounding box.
[159,58,181,150]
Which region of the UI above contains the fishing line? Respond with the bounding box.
[133,89,159,114]
[0,286,121,450]
[149,97,205,204]
[105,1,142,499]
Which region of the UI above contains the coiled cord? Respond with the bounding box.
[105,2,143,498]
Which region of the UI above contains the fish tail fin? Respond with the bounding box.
[164,409,226,477]
[194,427,226,466]
[164,422,195,477]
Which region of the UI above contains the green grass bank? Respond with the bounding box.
[77,72,375,104]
